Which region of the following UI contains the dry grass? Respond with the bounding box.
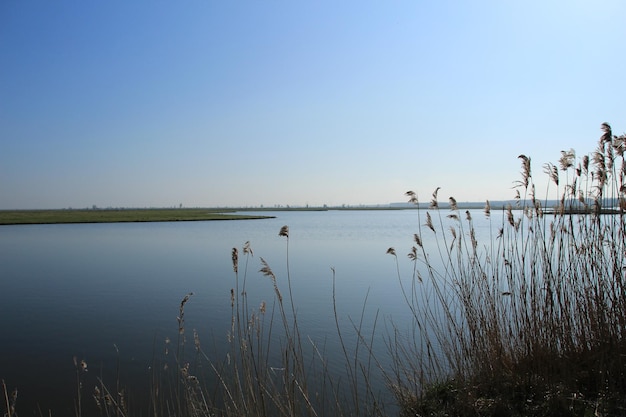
[389,122,626,416]
[4,123,626,417]
[2,380,18,417]
[116,228,386,417]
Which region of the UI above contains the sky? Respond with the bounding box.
[1,1,625,209]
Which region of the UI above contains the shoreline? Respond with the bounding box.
[0,208,275,225]
[2,204,622,225]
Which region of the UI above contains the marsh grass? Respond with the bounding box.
[2,380,18,417]
[5,123,626,417]
[0,208,273,225]
[102,229,387,417]
[195,229,387,417]
[390,123,626,416]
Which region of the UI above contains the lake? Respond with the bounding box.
[0,208,497,414]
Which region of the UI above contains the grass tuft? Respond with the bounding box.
[392,122,626,416]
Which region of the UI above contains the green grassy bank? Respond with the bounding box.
[0,208,275,225]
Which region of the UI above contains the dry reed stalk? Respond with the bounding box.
[2,380,17,417]
[73,356,88,417]
[392,122,626,416]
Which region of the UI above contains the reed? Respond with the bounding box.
[390,122,626,416]
[2,380,18,417]
[200,227,386,417]
[5,123,625,417]
[118,226,386,417]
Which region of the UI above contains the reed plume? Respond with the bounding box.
[448,197,457,211]
[516,154,531,189]
[559,148,575,171]
[544,162,559,186]
[393,122,626,416]
[430,187,440,209]
[600,122,613,145]
[425,212,435,233]
[413,233,422,248]
[177,292,193,335]
[259,257,282,303]
[243,240,253,256]
[232,248,239,273]
[405,191,418,205]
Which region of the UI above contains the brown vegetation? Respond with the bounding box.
[3,123,625,416]
[389,122,626,416]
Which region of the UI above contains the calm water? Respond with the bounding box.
[0,209,495,413]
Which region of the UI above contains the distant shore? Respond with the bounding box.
[2,203,622,225]
[0,208,275,225]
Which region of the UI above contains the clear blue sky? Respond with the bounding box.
[1,1,625,209]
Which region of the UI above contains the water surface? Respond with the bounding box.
[0,209,496,413]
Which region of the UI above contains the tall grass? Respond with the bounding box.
[2,380,18,417]
[129,229,386,417]
[4,123,625,417]
[388,123,626,416]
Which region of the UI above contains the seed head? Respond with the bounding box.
[559,149,575,171]
[232,248,238,273]
[449,197,458,211]
[430,187,440,209]
[515,155,531,189]
[405,191,418,205]
[243,241,253,256]
[425,212,435,233]
[413,233,422,247]
[600,122,612,145]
